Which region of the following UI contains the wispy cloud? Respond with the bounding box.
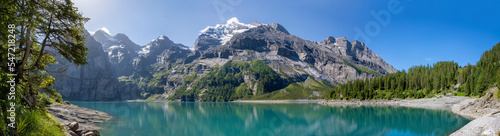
[425,57,433,61]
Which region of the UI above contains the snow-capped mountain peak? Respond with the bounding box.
[198,17,261,46]
[99,27,111,35]
[90,27,111,36]
[158,35,167,40]
[226,17,243,25]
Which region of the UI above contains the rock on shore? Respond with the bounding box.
[47,103,112,136]
[317,89,500,136]
[450,87,500,136]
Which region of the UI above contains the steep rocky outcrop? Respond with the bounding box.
[193,17,260,53]
[55,18,397,101]
[133,18,398,101]
[200,22,396,84]
[92,28,141,77]
[133,35,190,77]
[318,36,397,74]
[53,30,142,101]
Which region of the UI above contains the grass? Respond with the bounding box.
[279,70,293,82]
[246,77,334,100]
[183,73,197,83]
[342,59,382,76]
[295,68,307,73]
[248,82,313,100]
[18,109,65,136]
[146,94,162,101]
[452,91,467,96]
[305,77,335,91]
[497,89,500,99]
[358,65,382,76]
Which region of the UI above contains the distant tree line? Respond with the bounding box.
[326,42,500,100]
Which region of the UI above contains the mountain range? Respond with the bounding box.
[54,17,397,101]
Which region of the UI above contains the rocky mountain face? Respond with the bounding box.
[53,30,142,101]
[318,36,397,74]
[54,18,397,101]
[92,28,141,77]
[193,18,261,52]
[199,20,396,84]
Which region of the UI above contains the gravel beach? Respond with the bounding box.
[317,87,500,136]
[47,103,112,135]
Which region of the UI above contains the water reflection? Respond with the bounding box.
[71,102,470,136]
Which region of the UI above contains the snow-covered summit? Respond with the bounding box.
[90,27,111,36]
[91,27,140,54]
[139,34,189,56]
[199,17,261,46]
[99,27,111,35]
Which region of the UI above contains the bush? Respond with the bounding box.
[0,113,4,135]
[497,90,500,99]
[37,93,53,108]
[452,91,467,96]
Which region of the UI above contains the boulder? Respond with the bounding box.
[82,131,96,136]
[68,122,79,132]
[68,131,78,136]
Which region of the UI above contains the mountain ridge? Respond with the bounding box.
[54,18,397,101]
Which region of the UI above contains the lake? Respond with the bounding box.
[71,101,470,136]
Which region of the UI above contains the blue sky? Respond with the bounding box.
[74,0,500,71]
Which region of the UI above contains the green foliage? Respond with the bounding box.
[452,91,467,96]
[343,60,381,76]
[250,77,335,100]
[0,0,88,135]
[327,42,500,100]
[37,93,53,108]
[250,59,281,94]
[327,61,460,100]
[250,82,312,100]
[306,77,336,92]
[170,60,285,101]
[145,94,162,101]
[233,83,253,99]
[497,89,500,99]
[17,109,65,136]
[183,73,197,83]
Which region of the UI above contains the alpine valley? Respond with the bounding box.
[54,17,397,101]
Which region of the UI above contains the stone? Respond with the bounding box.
[74,129,83,135]
[68,122,79,132]
[82,131,96,136]
[68,131,78,136]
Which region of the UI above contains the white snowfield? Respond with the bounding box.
[200,17,260,46]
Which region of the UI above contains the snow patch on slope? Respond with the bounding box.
[200,17,261,45]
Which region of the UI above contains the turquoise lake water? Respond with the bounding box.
[71,102,470,136]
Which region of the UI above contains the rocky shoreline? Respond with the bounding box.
[47,103,112,136]
[317,87,500,136]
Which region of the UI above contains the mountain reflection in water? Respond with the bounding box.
[71,102,470,136]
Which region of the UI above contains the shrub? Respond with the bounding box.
[497,90,500,99]
[37,93,52,108]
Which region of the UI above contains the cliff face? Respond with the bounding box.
[54,18,397,101]
[53,30,142,101]
[200,24,396,84]
[92,29,141,77]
